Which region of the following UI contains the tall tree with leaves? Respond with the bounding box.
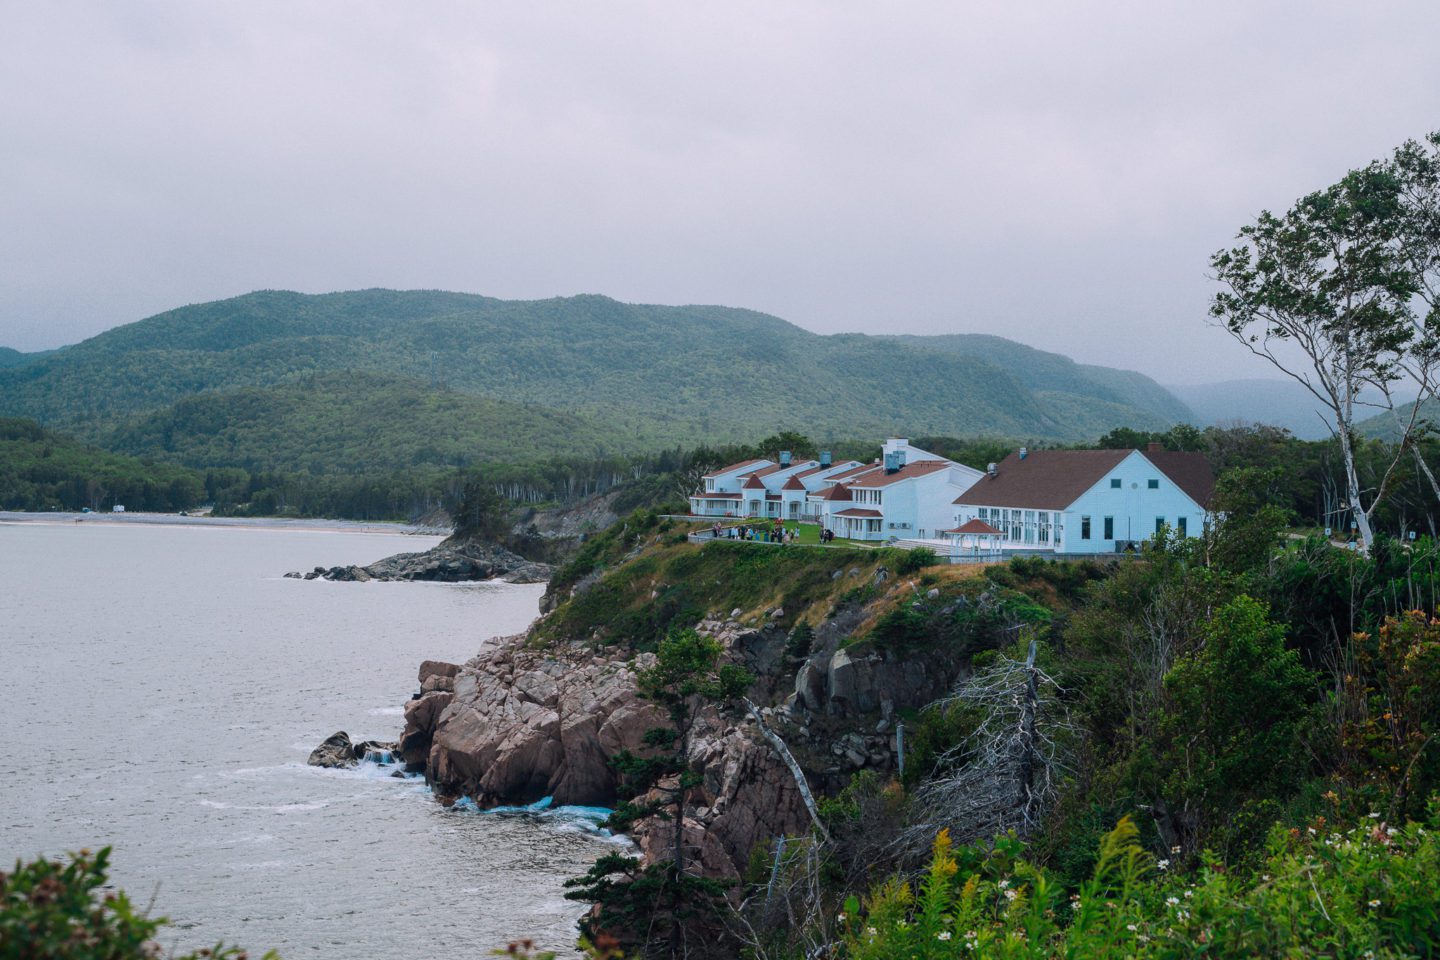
[1211,156,1421,552]
[565,629,752,959]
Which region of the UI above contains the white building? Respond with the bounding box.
[950,444,1214,555]
[690,455,864,519]
[692,439,984,541]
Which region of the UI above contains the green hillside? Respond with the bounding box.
[1358,396,1439,441]
[0,290,1192,455]
[887,332,1191,429]
[0,417,204,512]
[103,372,639,473]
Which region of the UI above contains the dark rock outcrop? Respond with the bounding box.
[307,730,399,768]
[287,541,550,584]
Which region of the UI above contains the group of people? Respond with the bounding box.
[710,521,810,545]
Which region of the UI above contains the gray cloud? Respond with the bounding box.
[2,0,1438,383]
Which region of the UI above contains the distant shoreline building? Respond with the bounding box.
[691,439,1214,555]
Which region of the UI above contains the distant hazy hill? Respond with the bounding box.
[0,347,53,370]
[0,290,1192,466]
[1166,379,1337,439]
[1170,378,1424,440]
[104,372,636,473]
[1358,397,1440,441]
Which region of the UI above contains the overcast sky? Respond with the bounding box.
[2,2,1438,383]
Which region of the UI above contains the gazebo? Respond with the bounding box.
[944,518,1004,560]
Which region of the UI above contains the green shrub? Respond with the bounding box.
[0,847,274,960]
[841,802,1440,958]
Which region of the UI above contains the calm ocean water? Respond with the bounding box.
[0,519,611,958]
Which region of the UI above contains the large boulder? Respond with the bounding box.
[308,731,357,768]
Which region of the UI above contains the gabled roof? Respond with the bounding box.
[1144,450,1216,507]
[833,508,882,518]
[782,475,807,491]
[821,483,853,502]
[947,519,1003,536]
[850,459,952,488]
[702,458,769,479]
[742,474,768,490]
[953,449,1215,510]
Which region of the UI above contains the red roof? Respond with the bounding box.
[691,491,740,499]
[821,483,853,502]
[702,458,768,479]
[827,462,883,482]
[833,508,882,518]
[947,519,1003,536]
[953,449,1215,510]
[850,459,952,487]
[782,475,806,491]
[1144,450,1216,507]
[765,492,782,500]
[742,474,768,490]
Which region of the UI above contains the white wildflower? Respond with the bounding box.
[1157,858,1170,870]
[937,931,952,941]
[1003,888,1018,901]
[1166,896,1180,906]
[866,926,877,936]
[1170,845,1181,854]
[1369,812,1381,818]
[998,879,1009,889]
[1126,923,1137,932]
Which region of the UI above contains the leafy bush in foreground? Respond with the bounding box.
[0,847,273,960]
[843,802,1440,958]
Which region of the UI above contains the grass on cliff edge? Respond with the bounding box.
[535,510,1094,652]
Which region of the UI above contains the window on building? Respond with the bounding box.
[1177,516,1187,535]
[1147,478,1159,489]
[1081,516,1091,539]
[1103,516,1114,540]
[1110,478,1122,489]
[1038,511,1050,544]
[1155,517,1165,534]
[1024,510,1036,544]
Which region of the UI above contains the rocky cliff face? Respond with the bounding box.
[398,606,970,879]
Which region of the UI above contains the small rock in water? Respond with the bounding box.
[308,731,357,768]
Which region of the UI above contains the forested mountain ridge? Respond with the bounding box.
[0,289,1193,449]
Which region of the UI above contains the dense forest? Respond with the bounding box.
[0,418,205,512]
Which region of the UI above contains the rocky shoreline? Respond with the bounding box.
[370,603,968,880]
[286,539,550,584]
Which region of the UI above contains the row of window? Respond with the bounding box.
[854,489,883,505]
[976,507,1054,545]
[1109,478,1162,490]
[1078,515,1187,539]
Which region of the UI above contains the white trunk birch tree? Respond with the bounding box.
[1211,159,1422,554]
